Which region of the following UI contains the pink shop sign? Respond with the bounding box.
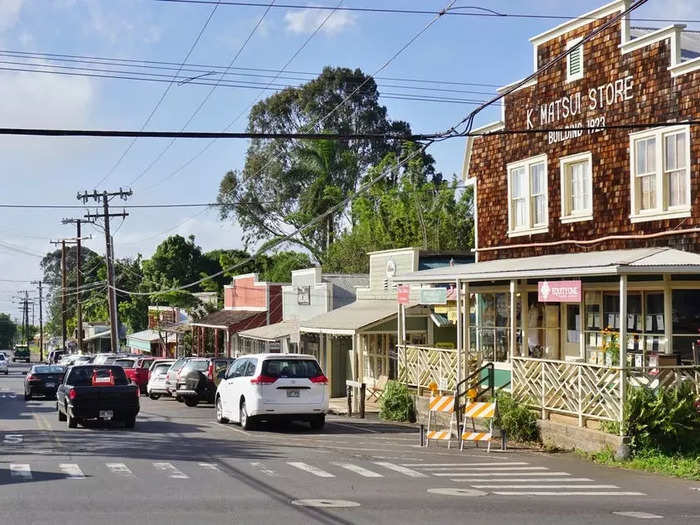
[538,280,582,303]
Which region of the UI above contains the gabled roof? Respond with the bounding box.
[395,248,700,283]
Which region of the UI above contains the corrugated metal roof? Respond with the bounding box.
[190,309,259,328]
[238,320,299,342]
[126,329,176,343]
[395,248,700,283]
[299,299,400,334]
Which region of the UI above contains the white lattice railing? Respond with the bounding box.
[512,357,700,424]
[397,345,482,392]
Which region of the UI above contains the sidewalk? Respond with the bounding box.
[328,396,380,416]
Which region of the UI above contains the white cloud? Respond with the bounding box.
[284,8,356,35]
[0,0,24,32]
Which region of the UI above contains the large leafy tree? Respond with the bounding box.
[0,313,17,349]
[217,66,410,261]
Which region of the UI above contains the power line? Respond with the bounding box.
[154,0,700,24]
[95,0,222,188]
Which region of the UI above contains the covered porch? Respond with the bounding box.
[396,247,700,426]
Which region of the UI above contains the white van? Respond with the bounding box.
[215,353,328,430]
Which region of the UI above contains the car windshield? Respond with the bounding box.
[33,365,64,374]
[66,366,128,386]
[114,359,136,368]
[171,359,188,371]
[138,360,153,369]
[0,354,5,360]
[261,359,322,379]
[184,359,209,371]
[153,364,171,374]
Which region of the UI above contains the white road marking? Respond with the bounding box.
[373,461,427,478]
[198,463,220,471]
[3,434,23,444]
[445,472,571,477]
[403,462,526,467]
[153,462,189,479]
[287,462,335,478]
[492,491,645,496]
[433,467,549,475]
[106,463,134,477]
[612,512,663,519]
[332,462,383,478]
[329,421,380,433]
[292,499,360,508]
[59,464,85,480]
[427,488,487,497]
[10,463,31,480]
[251,462,277,477]
[454,478,594,482]
[472,484,620,489]
[420,463,531,469]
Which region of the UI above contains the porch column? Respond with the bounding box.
[663,274,672,354]
[509,280,517,363]
[619,274,628,433]
[225,330,230,358]
[579,284,586,360]
[464,282,471,376]
[326,335,333,395]
[456,279,463,385]
[214,329,219,357]
[520,280,528,357]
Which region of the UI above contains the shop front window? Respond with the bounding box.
[672,290,700,363]
[477,293,511,362]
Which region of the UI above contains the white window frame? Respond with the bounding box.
[507,154,549,237]
[629,125,691,223]
[566,38,584,82]
[559,151,593,223]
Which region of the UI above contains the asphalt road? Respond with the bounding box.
[1,361,698,525]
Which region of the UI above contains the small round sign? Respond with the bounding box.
[427,488,487,497]
[292,499,361,508]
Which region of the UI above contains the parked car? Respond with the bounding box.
[0,349,10,359]
[0,353,8,375]
[146,360,175,399]
[165,357,191,400]
[175,357,233,407]
[25,365,65,400]
[92,353,116,365]
[215,354,328,430]
[58,354,82,367]
[47,349,67,364]
[13,344,30,363]
[114,356,154,394]
[56,365,139,429]
[73,355,94,365]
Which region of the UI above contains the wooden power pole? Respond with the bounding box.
[62,218,94,353]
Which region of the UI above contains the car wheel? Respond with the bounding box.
[149,393,161,400]
[24,390,31,401]
[67,408,78,429]
[184,398,199,407]
[3,370,7,375]
[57,403,66,421]
[240,400,254,431]
[124,416,136,429]
[310,415,325,430]
[216,397,228,424]
[175,396,184,403]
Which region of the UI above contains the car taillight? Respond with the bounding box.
[310,375,328,384]
[68,388,77,400]
[26,374,38,382]
[207,363,214,381]
[250,375,277,385]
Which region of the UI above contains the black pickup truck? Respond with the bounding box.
[56,365,140,429]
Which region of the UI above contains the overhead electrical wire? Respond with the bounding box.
[94,0,222,188]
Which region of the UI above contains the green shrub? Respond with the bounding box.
[379,380,415,422]
[494,392,539,443]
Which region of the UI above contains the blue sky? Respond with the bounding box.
[0,0,698,317]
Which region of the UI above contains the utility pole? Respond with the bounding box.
[31,281,44,362]
[78,188,132,354]
[62,218,94,353]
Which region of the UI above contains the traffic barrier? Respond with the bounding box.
[425,395,457,448]
[460,401,497,453]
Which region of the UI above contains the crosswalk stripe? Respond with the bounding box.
[106,463,134,477]
[492,491,645,496]
[443,472,570,477]
[251,462,277,477]
[422,463,530,469]
[198,463,220,471]
[403,462,527,467]
[453,478,594,482]
[373,462,427,478]
[287,462,335,478]
[433,467,549,475]
[471,484,620,489]
[9,464,31,480]
[59,464,85,479]
[153,462,189,479]
[332,462,383,478]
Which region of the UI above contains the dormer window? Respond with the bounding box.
[566,38,584,82]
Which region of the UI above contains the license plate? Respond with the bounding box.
[99,410,113,420]
[286,390,300,398]
[179,385,186,390]
[45,383,55,388]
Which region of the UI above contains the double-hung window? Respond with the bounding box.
[560,152,593,222]
[630,125,691,222]
[507,155,548,236]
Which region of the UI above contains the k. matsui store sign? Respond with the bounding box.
[525,74,634,144]
[538,280,582,303]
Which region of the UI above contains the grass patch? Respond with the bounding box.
[588,447,700,481]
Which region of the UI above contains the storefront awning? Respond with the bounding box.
[190,309,259,330]
[395,248,700,284]
[238,320,299,342]
[299,299,406,336]
[126,329,177,344]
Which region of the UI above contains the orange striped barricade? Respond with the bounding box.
[425,395,457,448]
[460,401,497,453]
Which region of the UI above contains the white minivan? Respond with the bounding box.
[215,353,328,430]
